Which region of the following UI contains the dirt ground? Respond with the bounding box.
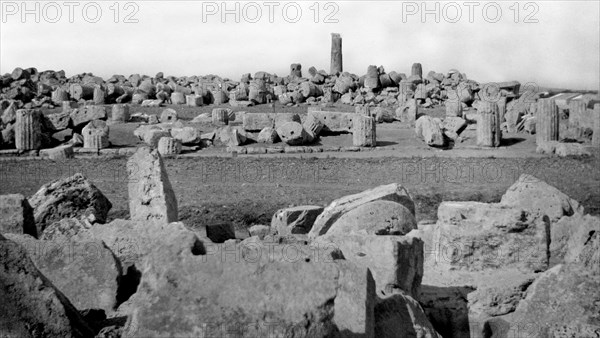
[2,103,599,232]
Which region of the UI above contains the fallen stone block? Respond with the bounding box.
[276,121,307,145]
[550,213,599,274]
[0,234,94,337]
[5,233,121,314]
[500,174,583,221]
[315,233,424,299]
[82,120,109,149]
[242,112,274,131]
[271,205,324,236]
[326,200,417,236]
[157,136,182,156]
[70,105,107,128]
[127,147,178,223]
[0,194,37,237]
[45,112,71,131]
[43,144,75,160]
[40,217,92,241]
[309,183,415,238]
[28,173,112,235]
[170,126,202,145]
[307,111,355,133]
[159,108,178,123]
[257,126,279,143]
[415,115,445,147]
[375,291,442,338]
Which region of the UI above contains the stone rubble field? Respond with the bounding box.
[1,36,600,337]
[1,144,599,337]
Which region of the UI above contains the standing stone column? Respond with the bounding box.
[568,100,587,129]
[330,33,343,75]
[353,115,376,147]
[592,103,600,147]
[82,120,109,149]
[497,97,507,122]
[411,63,423,78]
[477,102,502,147]
[15,109,42,150]
[364,65,380,92]
[536,98,559,145]
[212,108,230,125]
[111,104,130,123]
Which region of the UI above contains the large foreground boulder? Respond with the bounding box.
[481,264,600,338]
[119,237,377,337]
[27,173,112,235]
[0,193,37,237]
[308,183,415,238]
[0,234,94,337]
[5,233,121,314]
[326,200,417,236]
[127,147,178,223]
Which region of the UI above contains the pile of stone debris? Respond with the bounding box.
[1,148,598,337]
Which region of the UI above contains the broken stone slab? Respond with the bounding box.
[28,173,112,235]
[433,200,547,272]
[315,233,424,299]
[43,144,75,160]
[309,183,415,238]
[170,126,202,145]
[219,125,247,146]
[481,264,600,338]
[119,236,376,338]
[242,112,274,131]
[0,194,37,238]
[271,205,324,236]
[276,121,307,145]
[257,126,279,143]
[5,233,121,314]
[70,105,107,128]
[307,110,355,133]
[0,234,94,337]
[375,291,442,338]
[415,115,445,147]
[500,174,584,221]
[550,213,599,274]
[326,200,417,237]
[127,147,178,223]
[45,111,71,131]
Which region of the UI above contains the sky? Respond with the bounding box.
[0,1,599,90]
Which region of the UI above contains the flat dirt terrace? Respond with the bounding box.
[1,102,599,233]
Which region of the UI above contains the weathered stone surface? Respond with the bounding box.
[44,144,75,160]
[433,201,546,272]
[5,233,121,314]
[271,205,324,236]
[82,119,109,149]
[127,147,178,223]
[157,136,182,156]
[550,213,599,274]
[248,224,272,239]
[170,126,202,145]
[186,94,203,107]
[211,108,230,126]
[15,109,42,150]
[445,101,463,117]
[482,264,600,338]
[315,233,424,299]
[326,200,417,236]
[353,115,376,147]
[257,126,279,143]
[0,194,37,238]
[273,113,302,129]
[0,234,94,337]
[119,236,376,338]
[136,126,170,148]
[28,173,112,235]
[276,121,306,145]
[219,125,246,146]
[70,105,107,128]
[82,219,202,271]
[307,111,355,133]
[159,108,178,123]
[375,291,442,338]
[111,104,130,123]
[500,174,583,221]
[40,217,92,241]
[443,116,467,135]
[45,112,71,131]
[554,142,591,157]
[242,112,273,131]
[476,101,502,147]
[415,116,445,147]
[309,183,415,238]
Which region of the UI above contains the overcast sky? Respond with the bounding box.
[1,1,598,90]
